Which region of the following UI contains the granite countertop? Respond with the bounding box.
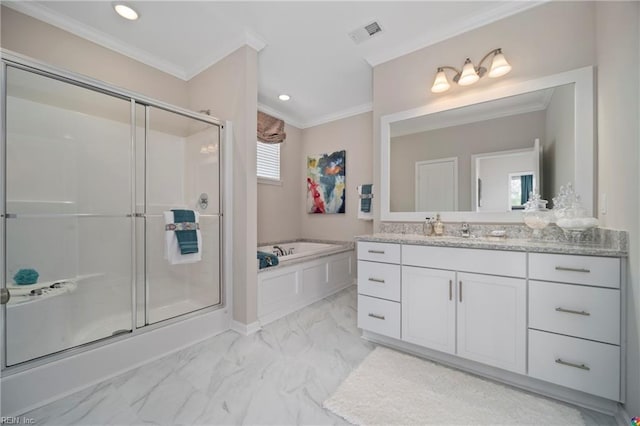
[356,233,627,257]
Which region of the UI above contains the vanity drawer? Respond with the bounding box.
[357,295,401,339]
[529,253,620,288]
[402,245,526,278]
[357,261,401,302]
[528,329,620,401]
[529,281,620,344]
[357,242,401,264]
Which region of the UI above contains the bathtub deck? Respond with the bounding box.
[258,241,354,272]
[257,248,355,325]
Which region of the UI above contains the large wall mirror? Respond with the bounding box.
[380,66,594,222]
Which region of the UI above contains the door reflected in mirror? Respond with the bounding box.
[389,84,575,213]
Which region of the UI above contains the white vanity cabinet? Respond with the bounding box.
[401,245,527,374]
[527,253,622,401]
[356,239,624,402]
[356,242,401,339]
[402,266,456,354]
[456,272,526,373]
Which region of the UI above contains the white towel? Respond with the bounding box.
[163,211,202,265]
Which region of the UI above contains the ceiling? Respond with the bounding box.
[5,1,542,128]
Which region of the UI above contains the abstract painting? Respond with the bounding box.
[307,150,346,214]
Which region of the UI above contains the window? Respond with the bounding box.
[509,173,534,210]
[257,141,280,182]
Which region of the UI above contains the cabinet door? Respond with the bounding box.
[402,267,456,354]
[456,272,526,374]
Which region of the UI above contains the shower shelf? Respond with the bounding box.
[6,280,77,307]
[4,273,104,306]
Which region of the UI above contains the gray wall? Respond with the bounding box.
[257,123,303,244]
[595,2,640,416]
[188,46,259,325]
[390,111,546,211]
[300,112,374,241]
[544,84,575,205]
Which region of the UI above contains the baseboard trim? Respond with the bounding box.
[230,320,262,336]
[615,404,631,426]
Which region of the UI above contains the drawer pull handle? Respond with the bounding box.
[449,280,452,301]
[555,358,590,371]
[459,281,463,303]
[555,307,591,316]
[555,266,591,273]
[368,313,385,320]
[368,278,385,283]
[368,250,385,254]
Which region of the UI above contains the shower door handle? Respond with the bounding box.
[1,288,10,305]
[199,193,209,210]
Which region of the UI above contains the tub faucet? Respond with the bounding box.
[273,245,286,256]
[461,223,470,238]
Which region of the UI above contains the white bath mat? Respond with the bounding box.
[323,346,585,425]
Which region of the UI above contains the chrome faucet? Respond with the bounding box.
[273,245,286,256]
[461,223,470,238]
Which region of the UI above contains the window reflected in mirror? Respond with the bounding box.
[509,173,534,211]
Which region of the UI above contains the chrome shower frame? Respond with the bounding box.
[0,49,227,375]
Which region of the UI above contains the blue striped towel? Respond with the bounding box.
[171,209,199,255]
[360,184,372,213]
[257,251,279,269]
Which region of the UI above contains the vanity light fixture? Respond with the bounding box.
[113,3,139,21]
[278,94,291,101]
[430,48,511,93]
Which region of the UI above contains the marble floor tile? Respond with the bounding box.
[22,286,616,426]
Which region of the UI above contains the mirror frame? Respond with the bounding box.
[380,66,594,222]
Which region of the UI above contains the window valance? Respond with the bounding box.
[257,111,286,144]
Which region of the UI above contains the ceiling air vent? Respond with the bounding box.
[348,21,383,45]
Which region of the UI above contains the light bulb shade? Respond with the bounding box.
[489,51,511,78]
[458,59,479,86]
[431,70,450,93]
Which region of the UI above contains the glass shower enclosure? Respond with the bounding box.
[1,57,223,367]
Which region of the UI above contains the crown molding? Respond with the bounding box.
[244,30,268,52]
[5,2,267,83]
[258,101,373,129]
[4,1,189,80]
[365,1,546,67]
[185,31,267,80]
[302,102,373,129]
[257,103,305,129]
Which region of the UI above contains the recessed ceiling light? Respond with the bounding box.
[278,94,291,101]
[114,3,139,21]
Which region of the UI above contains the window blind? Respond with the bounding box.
[257,141,280,180]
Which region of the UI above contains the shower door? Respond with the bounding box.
[141,107,221,325]
[3,66,135,366]
[1,58,223,368]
